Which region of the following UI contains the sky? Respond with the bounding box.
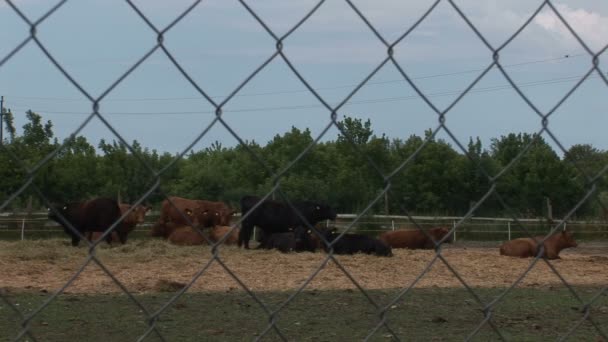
[1,0,607,156]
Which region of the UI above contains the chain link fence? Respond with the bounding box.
[1,0,607,340]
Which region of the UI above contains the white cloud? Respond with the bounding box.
[535,3,608,51]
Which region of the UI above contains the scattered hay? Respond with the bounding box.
[0,239,606,294]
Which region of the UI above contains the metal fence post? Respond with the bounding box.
[21,218,25,240]
[391,220,395,231]
[508,221,511,241]
[453,220,456,242]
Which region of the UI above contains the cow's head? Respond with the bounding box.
[218,208,236,226]
[312,203,337,222]
[134,205,151,224]
[431,227,452,244]
[560,230,578,248]
[183,208,202,228]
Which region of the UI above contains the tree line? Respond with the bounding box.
[1,109,608,219]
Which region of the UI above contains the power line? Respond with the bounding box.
[1,53,586,103]
[5,72,602,116]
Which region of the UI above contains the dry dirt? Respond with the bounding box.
[0,239,606,294]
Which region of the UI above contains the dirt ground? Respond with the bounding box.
[0,239,606,294]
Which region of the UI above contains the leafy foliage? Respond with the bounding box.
[1,110,607,219]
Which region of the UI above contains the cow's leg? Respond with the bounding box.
[71,235,80,247]
[117,231,128,244]
[239,221,254,249]
[105,232,113,246]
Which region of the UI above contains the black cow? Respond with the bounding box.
[320,228,393,257]
[258,226,316,253]
[48,197,122,246]
[238,195,337,249]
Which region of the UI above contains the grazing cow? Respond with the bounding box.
[258,226,316,253]
[48,197,122,246]
[209,226,239,245]
[86,203,150,243]
[159,196,233,228]
[499,231,578,259]
[239,195,337,249]
[379,227,452,250]
[319,228,392,257]
[168,226,208,246]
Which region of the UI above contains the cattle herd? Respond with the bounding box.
[47,196,579,259]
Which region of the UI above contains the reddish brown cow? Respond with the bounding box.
[168,226,208,246]
[87,203,150,243]
[119,204,150,231]
[499,231,577,259]
[379,227,452,249]
[149,222,181,239]
[159,196,233,228]
[209,226,239,245]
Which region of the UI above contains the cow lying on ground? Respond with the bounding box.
[317,228,392,257]
[150,223,239,246]
[239,195,337,249]
[379,227,452,250]
[499,230,577,259]
[87,203,150,243]
[258,226,316,253]
[209,226,239,245]
[168,226,207,246]
[159,196,234,229]
[48,197,122,246]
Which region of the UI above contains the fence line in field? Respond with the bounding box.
[1,212,607,241]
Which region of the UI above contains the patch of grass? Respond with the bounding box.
[1,288,606,341]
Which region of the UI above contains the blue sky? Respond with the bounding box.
[1,0,607,155]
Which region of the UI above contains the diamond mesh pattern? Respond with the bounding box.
[1,1,607,341]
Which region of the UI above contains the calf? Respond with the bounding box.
[379,227,452,250]
[259,226,316,253]
[499,231,577,259]
[320,228,392,257]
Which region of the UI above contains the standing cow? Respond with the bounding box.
[379,227,452,250]
[87,203,150,243]
[238,195,337,249]
[48,197,122,246]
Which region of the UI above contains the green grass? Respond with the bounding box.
[1,287,606,341]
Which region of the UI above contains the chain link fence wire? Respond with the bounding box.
[1,0,607,340]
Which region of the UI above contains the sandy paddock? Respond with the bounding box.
[0,240,606,294]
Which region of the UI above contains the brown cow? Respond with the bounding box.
[168,226,208,246]
[499,231,577,259]
[379,227,452,249]
[149,222,180,239]
[119,203,150,234]
[87,203,150,243]
[209,226,239,245]
[159,196,233,228]
[204,201,236,226]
